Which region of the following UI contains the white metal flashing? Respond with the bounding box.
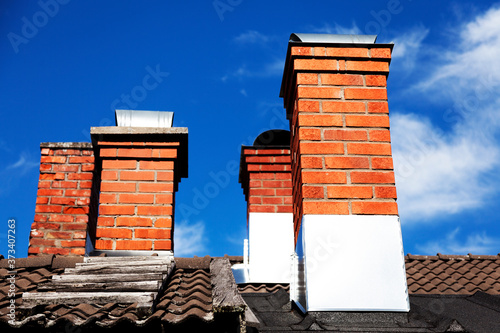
[293,214,409,312]
[248,212,294,283]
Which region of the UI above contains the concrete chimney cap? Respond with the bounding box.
[115,109,174,128]
[289,33,377,44]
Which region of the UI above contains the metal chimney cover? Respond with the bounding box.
[290,33,377,44]
[115,110,174,128]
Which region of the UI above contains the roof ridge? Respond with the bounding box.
[406,253,500,261]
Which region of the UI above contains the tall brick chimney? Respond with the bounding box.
[280,34,409,312]
[239,129,294,283]
[90,111,187,254]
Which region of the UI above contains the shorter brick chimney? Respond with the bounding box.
[238,129,294,283]
[90,112,188,254]
[28,143,98,256]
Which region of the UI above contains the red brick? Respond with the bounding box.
[371,48,392,59]
[100,148,117,157]
[345,115,390,128]
[344,88,387,100]
[62,206,89,215]
[375,186,398,198]
[97,217,114,226]
[152,148,177,158]
[324,129,368,141]
[117,148,152,158]
[276,188,292,196]
[327,186,373,199]
[291,46,313,56]
[347,143,392,156]
[351,201,398,215]
[302,186,324,198]
[371,157,394,170]
[137,205,172,216]
[116,217,152,227]
[138,182,174,193]
[65,189,91,197]
[135,229,171,239]
[277,205,293,213]
[40,156,66,164]
[47,231,72,239]
[40,148,52,155]
[81,164,94,172]
[100,182,136,192]
[367,102,389,113]
[35,205,62,213]
[298,114,343,127]
[95,239,114,250]
[61,240,86,248]
[62,223,88,231]
[119,193,155,204]
[29,238,55,246]
[116,240,153,250]
[32,222,60,230]
[249,205,276,213]
[366,75,387,87]
[301,156,323,169]
[139,161,174,170]
[52,164,79,172]
[302,171,346,184]
[156,218,172,228]
[297,87,341,99]
[249,188,275,196]
[48,214,74,222]
[39,173,65,180]
[322,101,366,113]
[351,171,395,184]
[297,73,318,85]
[294,59,337,71]
[297,100,320,112]
[325,156,369,169]
[249,173,275,180]
[99,205,135,215]
[67,173,93,180]
[51,181,78,188]
[68,156,94,164]
[97,228,132,239]
[101,170,118,180]
[36,197,49,204]
[345,60,390,72]
[53,149,85,156]
[154,240,172,250]
[43,248,70,255]
[50,197,75,205]
[37,188,64,197]
[156,193,173,204]
[120,171,155,181]
[325,47,369,58]
[300,142,344,155]
[102,160,137,169]
[321,74,363,86]
[99,193,117,204]
[40,164,52,171]
[262,197,283,205]
[157,171,174,181]
[369,129,391,142]
[299,128,322,140]
[303,201,349,215]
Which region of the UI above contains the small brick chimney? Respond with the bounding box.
[28,110,188,257]
[90,113,187,254]
[280,34,408,312]
[28,143,98,256]
[239,129,294,283]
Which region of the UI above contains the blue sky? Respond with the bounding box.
[1,1,499,258]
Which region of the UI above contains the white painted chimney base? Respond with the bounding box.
[294,214,409,312]
[248,212,294,283]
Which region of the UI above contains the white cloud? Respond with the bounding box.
[233,30,271,44]
[173,220,207,257]
[223,58,284,81]
[416,227,499,255]
[392,112,499,222]
[310,22,362,35]
[392,6,500,223]
[390,25,429,72]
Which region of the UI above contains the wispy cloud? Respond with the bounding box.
[173,220,207,257]
[233,30,271,44]
[222,58,284,81]
[390,25,429,72]
[392,6,500,223]
[416,227,499,255]
[309,22,362,35]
